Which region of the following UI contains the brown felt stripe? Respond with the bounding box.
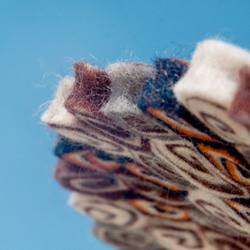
[65,62,111,113]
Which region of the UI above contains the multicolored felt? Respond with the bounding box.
[42,40,250,250]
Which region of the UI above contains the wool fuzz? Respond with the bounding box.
[102,62,154,118]
[42,40,250,250]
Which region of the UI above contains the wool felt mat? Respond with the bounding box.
[42,40,250,250]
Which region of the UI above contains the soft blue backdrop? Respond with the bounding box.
[1,1,250,249]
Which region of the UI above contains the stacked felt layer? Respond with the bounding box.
[42,40,250,250]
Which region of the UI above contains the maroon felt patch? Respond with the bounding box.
[65,62,111,113]
[228,66,250,128]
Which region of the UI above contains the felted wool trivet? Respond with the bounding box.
[42,40,250,250]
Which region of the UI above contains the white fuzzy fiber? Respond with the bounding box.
[101,62,154,118]
[41,76,77,127]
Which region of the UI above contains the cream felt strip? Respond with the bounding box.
[41,76,76,127]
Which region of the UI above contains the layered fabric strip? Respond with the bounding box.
[42,40,250,250]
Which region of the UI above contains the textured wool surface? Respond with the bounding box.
[42,40,250,250]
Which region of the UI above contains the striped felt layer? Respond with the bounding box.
[42,40,250,250]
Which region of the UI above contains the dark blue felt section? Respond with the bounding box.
[54,136,132,164]
[136,58,188,112]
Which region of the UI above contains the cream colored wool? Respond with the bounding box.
[174,40,250,145]
[102,62,154,118]
[41,77,77,127]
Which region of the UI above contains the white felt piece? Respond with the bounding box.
[174,39,250,108]
[102,95,141,115]
[102,62,154,117]
[173,40,250,145]
[41,76,77,127]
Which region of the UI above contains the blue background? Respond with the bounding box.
[1,1,250,249]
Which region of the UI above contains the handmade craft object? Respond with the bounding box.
[42,40,250,250]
